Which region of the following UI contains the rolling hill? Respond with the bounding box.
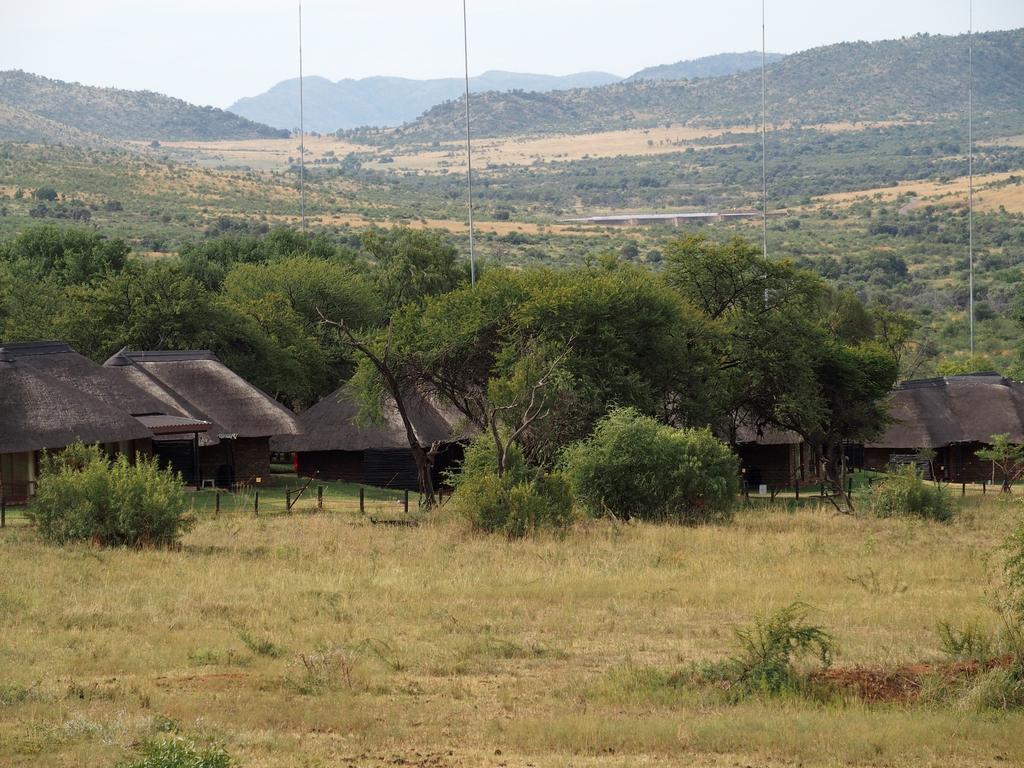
[0,70,289,144]
[626,51,786,82]
[228,70,623,133]
[362,29,1024,144]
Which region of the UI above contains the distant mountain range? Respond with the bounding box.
[228,53,784,133]
[369,29,1024,144]
[228,71,622,133]
[0,70,288,145]
[626,51,786,82]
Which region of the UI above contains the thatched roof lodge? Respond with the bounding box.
[0,342,172,501]
[865,373,1024,482]
[104,349,300,487]
[0,341,299,501]
[273,388,466,491]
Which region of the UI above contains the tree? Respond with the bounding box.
[0,225,129,284]
[360,227,467,312]
[222,256,382,404]
[976,434,1024,493]
[935,354,999,377]
[379,264,718,469]
[662,235,899,510]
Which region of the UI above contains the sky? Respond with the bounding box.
[2,0,1023,109]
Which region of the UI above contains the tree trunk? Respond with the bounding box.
[823,439,854,512]
[411,442,437,508]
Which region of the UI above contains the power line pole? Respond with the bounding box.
[761,0,769,263]
[968,0,975,357]
[298,0,306,233]
[462,0,476,285]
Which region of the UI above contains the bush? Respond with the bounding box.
[449,437,575,538]
[700,603,834,698]
[560,407,738,523]
[118,739,230,768]
[868,464,954,522]
[29,443,191,547]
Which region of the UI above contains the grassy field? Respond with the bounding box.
[2,497,1023,767]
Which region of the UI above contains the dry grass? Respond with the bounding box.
[813,171,1024,214]
[1,499,1022,766]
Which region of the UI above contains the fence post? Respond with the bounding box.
[795,480,800,500]
[1,493,5,528]
[404,490,409,516]
[820,482,825,498]
[982,481,987,495]
[962,482,966,497]
[317,485,323,512]
[848,477,853,497]
[254,490,259,516]
[215,491,220,515]
[286,489,292,512]
[359,487,365,514]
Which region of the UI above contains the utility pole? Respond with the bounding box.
[298,0,306,233]
[463,0,476,285]
[968,0,975,357]
[761,0,769,263]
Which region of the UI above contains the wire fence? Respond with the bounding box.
[186,483,448,524]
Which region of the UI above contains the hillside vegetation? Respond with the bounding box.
[626,50,786,82]
[358,29,1024,144]
[0,70,289,143]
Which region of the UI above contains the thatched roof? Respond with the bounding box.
[104,349,299,442]
[868,373,1024,449]
[0,349,152,453]
[272,387,460,453]
[2,341,169,416]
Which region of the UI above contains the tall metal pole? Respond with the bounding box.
[462,0,477,285]
[298,0,306,233]
[968,0,975,357]
[761,0,769,262]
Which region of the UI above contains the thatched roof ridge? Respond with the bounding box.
[2,341,169,417]
[0,355,152,453]
[272,387,459,453]
[868,373,1024,449]
[104,348,299,440]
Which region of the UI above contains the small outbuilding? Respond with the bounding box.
[104,349,300,486]
[733,422,823,489]
[273,388,466,491]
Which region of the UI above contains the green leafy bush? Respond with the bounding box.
[29,443,190,547]
[868,464,954,522]
[560,407,738,523]
[449,437,575,538]
[118,739,230,768]
[701,603,834,698]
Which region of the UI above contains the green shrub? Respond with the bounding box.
[560,407,738,523]
[29,443,190,547]
[449,437,575,538]
[118,739,230,768]
[700,603,834,698]
[868,464,954,522]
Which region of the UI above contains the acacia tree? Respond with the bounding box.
[662,235,899,510]
[331,262,719,486]
[976,434,1024,493]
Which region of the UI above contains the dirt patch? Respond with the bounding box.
[814,655,1016,703]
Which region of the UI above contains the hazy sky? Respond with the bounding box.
[2,1,1022,108]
